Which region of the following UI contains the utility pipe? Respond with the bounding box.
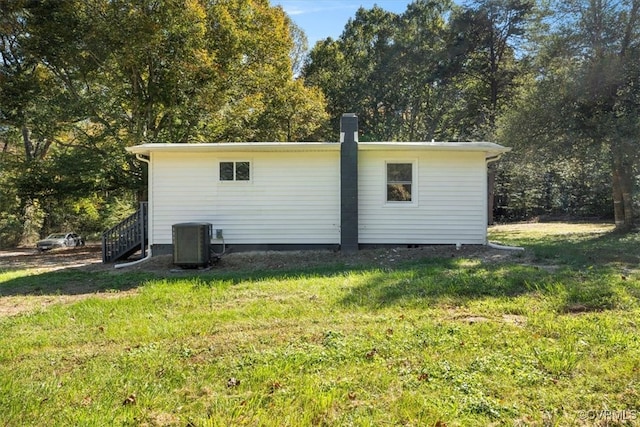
[487,241,525,251]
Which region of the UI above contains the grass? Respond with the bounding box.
[1,222,639,426]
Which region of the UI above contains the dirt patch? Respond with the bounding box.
[0,290,139,318]
[0,243,526,274]
[0,244,104,272]
[0,245,114,317]
[121,244,525,274]
[0,243,527,318]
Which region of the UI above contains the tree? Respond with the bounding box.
[334,5,400,140]
[448,0,536,138]
[0,0,329,243]
[500,0,640,229]
[287,19,308,77]
[390,0,458,141]
[302,37,351,137]
[0,0,64,162]
[0,0,76,243]
[303,2,455,140]
[302,0,534,142]
[568,0,640,230]
[195,0,328,142]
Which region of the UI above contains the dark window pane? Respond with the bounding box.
[387,163,412,202]
[387,184,412,202]
[220,162,234,181]
[387,163,412,182]
[236,162,250,180]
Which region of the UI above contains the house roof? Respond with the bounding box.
[126,141,511,157]
[357,141,510,155]
[127,142,340,154]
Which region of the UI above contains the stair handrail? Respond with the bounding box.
[102,202,148,263]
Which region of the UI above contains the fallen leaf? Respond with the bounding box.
[268,381,282,394]
[123,394,136,406]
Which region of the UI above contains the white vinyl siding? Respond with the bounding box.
[150,151,340,245]
[140,142,498,248]
[359,150,487,244]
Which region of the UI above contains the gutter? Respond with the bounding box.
[485,153,505,165]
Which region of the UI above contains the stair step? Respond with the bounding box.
[101,203,148,263]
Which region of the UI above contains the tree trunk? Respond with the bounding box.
[612,147,634,231]
[21,124,33,162]
[487,168,495,225]
[620,161,634,229]
[612,166,625,228]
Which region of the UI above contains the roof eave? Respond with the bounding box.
[126,141,512,156]
[126,142,341,156]
[357,142,511,157]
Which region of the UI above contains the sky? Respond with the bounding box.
[274,1,415,47]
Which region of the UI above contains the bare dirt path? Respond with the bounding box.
[0,244,105,272]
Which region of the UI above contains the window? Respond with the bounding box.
[386,162,413,202]
[220,161,250,181]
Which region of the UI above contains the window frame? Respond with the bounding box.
[219,160,252,182]
[384,160,418,206]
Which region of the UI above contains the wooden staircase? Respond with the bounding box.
[102,202,148,263]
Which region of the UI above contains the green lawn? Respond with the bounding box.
[1,223,639,426]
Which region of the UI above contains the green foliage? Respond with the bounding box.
[0,0,329,240]
[0,213,23,249]
[303,0,536,141]
[494,148,613,221]
[497,0,640,227]
[0,150,22,247]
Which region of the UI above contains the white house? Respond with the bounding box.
[125,114,510,256]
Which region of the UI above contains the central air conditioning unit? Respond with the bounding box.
[172,222,211,268]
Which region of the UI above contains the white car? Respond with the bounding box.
[36,233,85,251]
